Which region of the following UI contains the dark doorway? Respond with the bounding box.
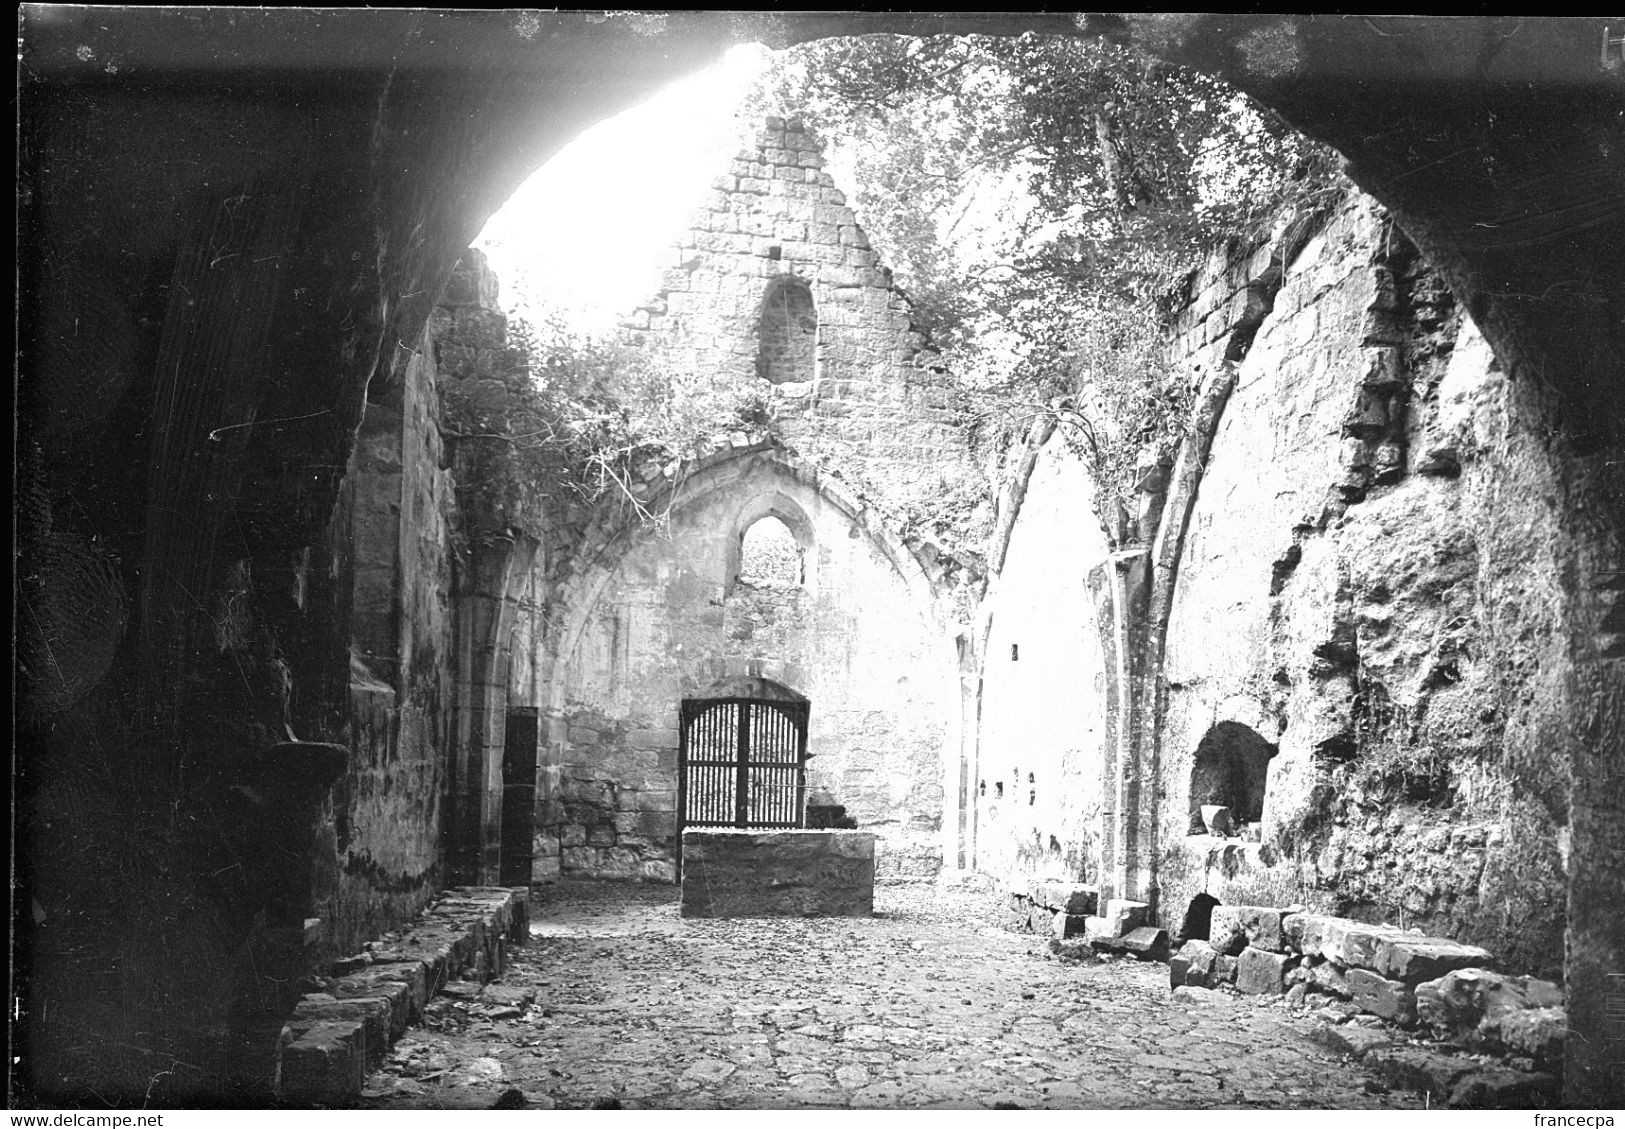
[1181,893,1220,942]
[499,707,539,885]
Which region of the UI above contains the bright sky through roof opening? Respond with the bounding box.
[476,44,773,338]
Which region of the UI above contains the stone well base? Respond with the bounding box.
[680,829,875,918]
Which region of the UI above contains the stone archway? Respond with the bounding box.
[16,12,1622,1106]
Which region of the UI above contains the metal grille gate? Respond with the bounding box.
[678,697,810,832]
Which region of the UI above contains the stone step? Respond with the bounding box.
[1090,925,1168,961]
[1236,946,1292,995]
[1169,939,1237,989]
[276,885,529,1105]
[287,996,392,1069]
[1081,899,1151,941]
[1283,912,1494,984]
[1030,881,1099,916]
[278,1020,366,1101]
[1210,905,1288,955]
[1372,936,1494,985]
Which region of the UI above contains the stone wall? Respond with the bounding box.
[972,434,1114,885]
[971,192,1574,979]
[616,115,989,569]
[1155,196,1570,974]
[326,249,547,950]
[329,317,457,957]
[539,446,954,883]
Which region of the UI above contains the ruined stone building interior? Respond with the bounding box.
[14,10,1624,1112]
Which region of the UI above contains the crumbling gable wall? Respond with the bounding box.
[616,116,987,561]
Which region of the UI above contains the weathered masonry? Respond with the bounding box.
[532,116,982,886]
[16,12,1623,1108]
[973,195,1578,981]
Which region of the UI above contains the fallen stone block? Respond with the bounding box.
[362,960,430,1017]
[1447,1067,1561,1109]
[1102,899,1150,936]
[1210,905,1287,955]
[1034,882,1099,916]
[1208,907,1249,956]
[1170,941,1202,988]
[279,1020,366,1101]
[371,934,455,998]
[1478,1006,1566,1068]
[1174,940,1219,988]
[1083,916,1118,943]
[1342,925,1412,972]
[1027,905,1056,934]
[1309,1021,1395,1060]
[1236,947,1290,995]
[1288,913,1422,973]
[289,995,393,1069]
[330,972,414,1040]
[1094,926,1169,961]
[331,952,371,976]
[1365,1046,1477,1097]
[1372,936,1494,985]
[1307,961,1351,998]
[1347,968,1417,1025]
[1051,912,1089,940]
[1415,968,1562,1034]
[440,979,484,1000]
[1284,912,1347,960]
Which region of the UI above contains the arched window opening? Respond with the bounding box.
[1188,721,1278,835]
[738,516,802,589]
[757,278,816,385]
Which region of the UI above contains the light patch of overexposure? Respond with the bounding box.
[476,43,772,336]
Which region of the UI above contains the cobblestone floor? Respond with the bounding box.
[360,881,1423,1110]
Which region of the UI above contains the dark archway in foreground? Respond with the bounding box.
[16,11,1622,1107]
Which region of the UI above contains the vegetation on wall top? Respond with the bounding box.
[438,312,772,542]
[748,32,1344,536]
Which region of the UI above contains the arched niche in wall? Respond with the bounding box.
[724,492,815,598]
[1188,720,1278,833]
[757,276,817,385]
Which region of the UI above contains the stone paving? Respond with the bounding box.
[360,881,1424,1110]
